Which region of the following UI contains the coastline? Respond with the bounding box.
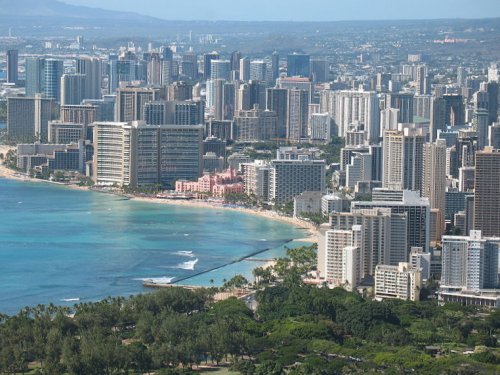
[0,147,318,244]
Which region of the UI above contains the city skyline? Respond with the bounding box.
[61,0,500,22]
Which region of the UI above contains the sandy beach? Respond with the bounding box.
[0,152,319,242]
[131,196,319,243]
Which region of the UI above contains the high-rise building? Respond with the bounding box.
[233,107,277,142]
[6,50,18,84]
[7,95,56,142]
[143,101,167,125]
[266,87,288,139]
[430,96,447,142]
[108,59,136,94]
[44,59,64,101]
[287,53,310,77]
[415,65,431,95]
[443,94,465,126]
[422,140,447,240]
[214,82,236,121]
[239,57,250,81]
[413,94,432,120]
[269,158,326,205]
[473,109,490,150]
[25,57,45,97]
[346,152,373,188]
[309,113,333,142]
[325,89,380,143]
[327,207,408,277]
[474,148,500,237]
[310,59,328,82]
[60,74,86,106]
[352,189,431,252]
[382,127,426,192]
[25,57,64,101]
[249,60,267,82]
[489,122,500,149]
[181,52,198,80]
[387,93,414,124]
[230,51,241,73]
[60,104,97,140]
[203,51,220,79]
[93,121,203,188]
[48,121,85,144]
[82,96,116,122]
[115,87,158,122]
[166,100,205,125]
[168,81,193,101]
[271,51,280,81]
[317,226,362,290]
[287,89,309,142]
[487,82,499,124]
[210,60,231,81]
[242,160,272,203]
[375,263,422,301]
[441,230,499,291]
[75,57,102,100]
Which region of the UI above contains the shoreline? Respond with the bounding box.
[0,150,319,243]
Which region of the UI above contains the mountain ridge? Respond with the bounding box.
[0,0,162,21]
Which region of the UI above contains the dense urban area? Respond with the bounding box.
[1,0,500,373]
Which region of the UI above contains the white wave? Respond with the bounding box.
[183,233,190,236]
[17,201,22,204]
[175,250,195,258]
[259,239,267,241]
[135,276,175,284]
[61,298,80,302]
[177,258,198,270]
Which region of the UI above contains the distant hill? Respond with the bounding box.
[0,0,161,21]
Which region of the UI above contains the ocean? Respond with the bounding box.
[0,178,310,314]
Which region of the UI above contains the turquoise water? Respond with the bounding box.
[0,178,310,314]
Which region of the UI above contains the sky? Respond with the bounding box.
[62,0,500,22]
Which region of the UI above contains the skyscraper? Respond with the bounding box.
[287,89,309,142]
[388,93,414,123]
[6,50,18,84]
[93,122,203,188]
[233,107,277,142]
[203,51,220,79]
[310,59,328,82]
[75,57,102,100]
[441,231,499,291]
[443,94,465,126]
[422,140,447,240]
[430,96,446,142]
[383,127,426,192]
[328,89,380,143]
[271,51,280,81]
[239,57,250,81]
[60,74,86,106]
[7,95,56,142]
[115,87,158,122]
[474,148,500,237]
[25,57,44,97]
[352,189,431,252]
[250,60,267,82]
[230,51,241,72]
[181,52,198,80]
[210,60,231,81]
[44,59,64,101]
[287,53,310,77]
[266,88,288,139]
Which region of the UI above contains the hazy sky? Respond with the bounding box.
[62,0,500,22]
